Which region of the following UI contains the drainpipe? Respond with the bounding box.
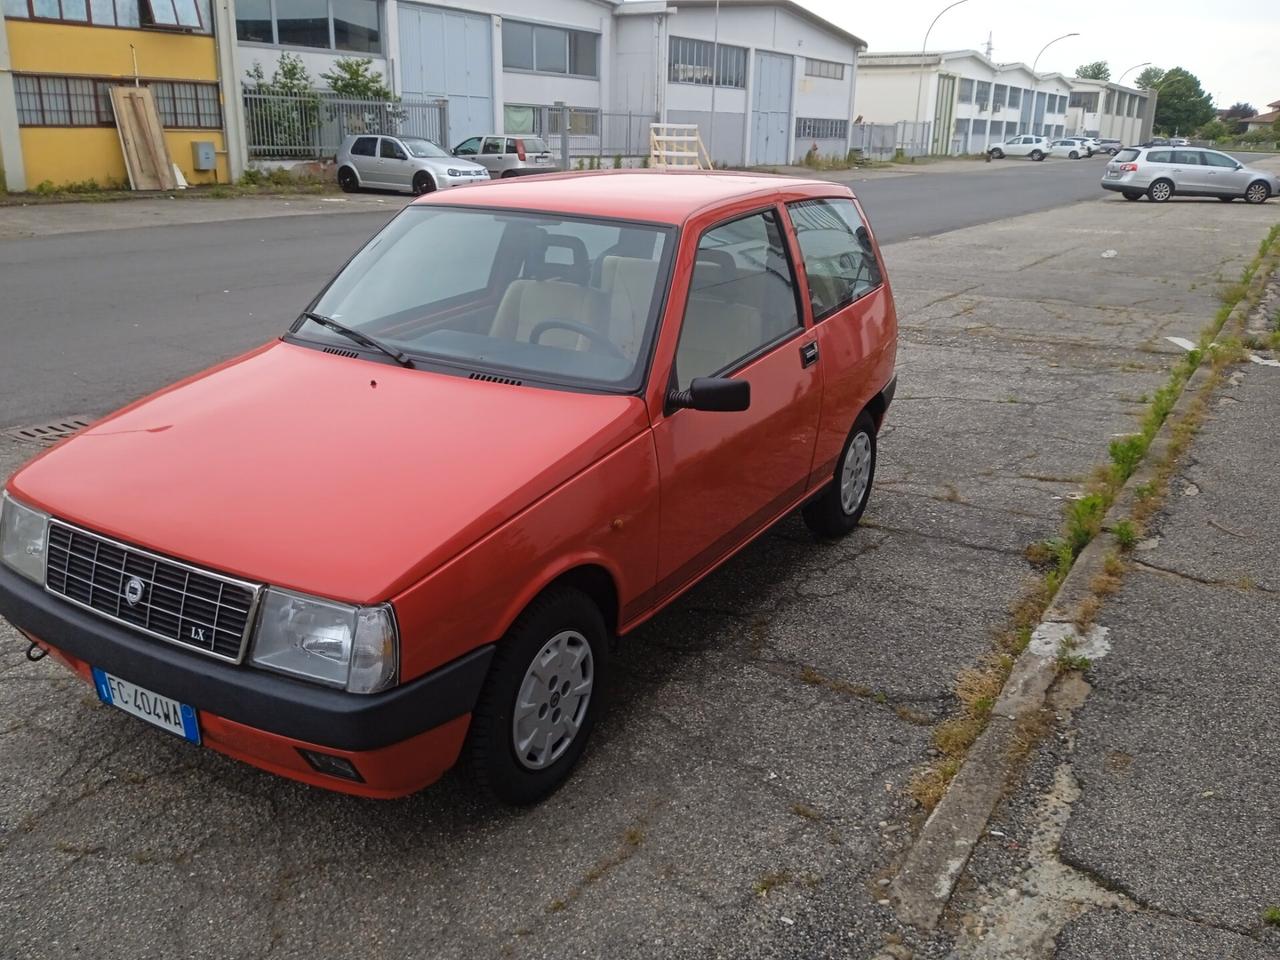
[0,15,27,191]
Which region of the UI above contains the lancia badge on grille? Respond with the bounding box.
[123,576,146,607]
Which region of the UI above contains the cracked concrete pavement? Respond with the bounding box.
[2,180,1279,959]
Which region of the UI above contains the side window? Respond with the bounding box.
[482,137,505,155]
[1202,151,1237,169]
[506,138,520,153]
[380,139,406,160]
[350,137,377,157]
[1147,150,1172,163]
[1172,150,1200,165]
[788,198,883,321]
[674,209,800,390]
[454,137,481,156]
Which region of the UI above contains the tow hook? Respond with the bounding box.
[25,640,47,662]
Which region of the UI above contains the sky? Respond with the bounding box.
[798,0,1277,111]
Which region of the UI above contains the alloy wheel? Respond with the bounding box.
[1245,182,1269,204]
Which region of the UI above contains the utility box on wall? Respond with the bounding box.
[191,141,216,171]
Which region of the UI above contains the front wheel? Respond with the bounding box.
[337,166,359,193]
[1030,150,1045,161]
[802,411,877,538]
[989,149,1005,160]
[412,172,436,196]
[465,587,608,805]
[1245,181,1271,204]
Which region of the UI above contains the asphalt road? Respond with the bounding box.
[0,158,1111,429]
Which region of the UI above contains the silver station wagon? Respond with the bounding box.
[1102,146,1280,203]
[336,135,490,195]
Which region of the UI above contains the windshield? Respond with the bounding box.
[297,207,673,390]
[402,138,448,158]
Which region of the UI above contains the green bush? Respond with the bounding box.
[238,169,265,186]
[612,154,623,169]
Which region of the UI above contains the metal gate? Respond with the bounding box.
[751,51,792,165]
[398,3,492,148]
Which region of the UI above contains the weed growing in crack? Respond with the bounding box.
[1074,595,1102,631]
[790,802,822,821]
[1055,636,1091,672]
[1113,520,1138,550]
[1108,434,1146,484]
[754,869,793,896]
[1263,906,1280,927]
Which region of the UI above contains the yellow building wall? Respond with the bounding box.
[8,20,229,188]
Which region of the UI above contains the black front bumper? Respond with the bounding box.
[0,563,493,751]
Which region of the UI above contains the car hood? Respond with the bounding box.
[420,156,486,174]
[10,342,649,603]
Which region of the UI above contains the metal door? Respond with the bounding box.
[398,3,493,147]
[751,52,793,166]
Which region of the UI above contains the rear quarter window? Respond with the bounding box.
[1114,148,1140,162]
[350,137,377,157]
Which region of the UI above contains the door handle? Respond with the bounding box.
[800,341,819,367]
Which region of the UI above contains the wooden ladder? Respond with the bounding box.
[648,124,711,169]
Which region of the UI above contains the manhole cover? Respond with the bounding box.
[3,417,92,445]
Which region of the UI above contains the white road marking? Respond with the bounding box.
[1165,336,1198,351]
[1248,354,1280,367]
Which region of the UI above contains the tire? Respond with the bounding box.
[1245,180,1271,204]
[501,169,518,179]
[412,172,436,196]
[989,149,1005,160]
[1123,191,1142,201]
[1147,179,1173,202]
[337,166,359,193]
[1030,150,1044,161]
[1219,197,1235,203]
[802,411,878,539]
[465,587,608,805]
[1069,151,1079,160]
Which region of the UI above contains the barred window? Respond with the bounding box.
[1007,86,1022,109]
[14,73,221,129]
[796,117,848,140]
[975,81,991,107]
[958,78,974,103]
[668,36,747,88]
[993,84,1007,108]
[804,58,844,80]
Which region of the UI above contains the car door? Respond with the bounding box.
[454,136,482,161]
[649,206,822,596]
[1169,149,1207,193]
[784,196,894,491]
[378,137,413,189]
[481,136,508,175]
[1201,149,1249,195]
[348,136,380,184]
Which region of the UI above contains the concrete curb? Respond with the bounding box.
[888,241,1280,931]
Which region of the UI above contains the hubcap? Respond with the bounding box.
[839,432,873,515]
[1152,183,1170,200]
[512,630,593,771]
[1247,184,1266,202]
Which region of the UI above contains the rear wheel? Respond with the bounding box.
[1245,180,1271,204]
[802,411,877,539]
[337,166,359,193]
[1147,179,1174,202]
[412,172,436,196]
[1030,149,1045,161]
[989,148,1005,159]
[465,587,608,805]
[1069,150,1079,159]
[1122,191,1142,201]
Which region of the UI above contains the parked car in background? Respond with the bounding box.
[1102,146,1279,203]
[1049,139,1089,159]
[1140,137,1171,147]
[454,135,556,177]
[0,170,898,806]
[336,135,489,195]
[1079,137,1103,155]
[1097,139,1123,155]
[1169,137,1190,147]
[988,135,1049,161]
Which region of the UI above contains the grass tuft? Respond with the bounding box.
[1113,519,1138,550]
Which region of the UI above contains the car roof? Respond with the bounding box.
[413,169,854,226]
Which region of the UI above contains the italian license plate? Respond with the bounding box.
[91,667,200,744]
[1106,170,1121,179]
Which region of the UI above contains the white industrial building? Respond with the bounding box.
[230,0,864,166]
[854,50,1076,155]
[1066,78,1157,143]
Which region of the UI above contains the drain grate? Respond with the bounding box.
[4,417,92,446]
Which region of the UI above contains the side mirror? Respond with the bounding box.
[667,377,750,413]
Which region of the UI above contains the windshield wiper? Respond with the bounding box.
[300,312,415,369]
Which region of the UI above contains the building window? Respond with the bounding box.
[975,81,991,109]
[954,118,969,136]
[236,0,379,53]
[9,0,194,28]
[1103,90,1115,114]
[796,117,848,140]
[502,20,598,78]
[14,73,222,129]
[971,118,986,136]
[142,0,202,28]
[804,58,844,80]
[1007,86,1021,109]
[668,35,747,88]
[992,84,1007,109]
[1069,91,1099,111]
[958,78,974,104]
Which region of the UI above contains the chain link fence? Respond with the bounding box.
[243,90,449,160]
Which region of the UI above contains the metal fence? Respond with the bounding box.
[510,105,657,161]
[243,90,449,160]
[848,121,933,160]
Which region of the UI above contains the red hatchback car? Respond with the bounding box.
[0,171,897,804]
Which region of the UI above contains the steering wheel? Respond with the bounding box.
[528,319,626,360]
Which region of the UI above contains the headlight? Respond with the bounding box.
[0,491,49,584]
[447,168,463,177]
[250,588,398,694]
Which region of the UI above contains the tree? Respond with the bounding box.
[1134,66,1165,90]
[1075,61,1111,80]
[320,58,394,101]
[1151,67,1214,135]
[243,53,321,158]
[1196,119,1231,142]
[1222,102,1257,135]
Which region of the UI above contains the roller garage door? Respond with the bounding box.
[398,3,493,148]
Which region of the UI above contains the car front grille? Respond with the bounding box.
[44,521,261,662]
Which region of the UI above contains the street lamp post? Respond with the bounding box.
[1029,32,1079,137]
[1117,61,1151,86]
[912,0,969,156]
